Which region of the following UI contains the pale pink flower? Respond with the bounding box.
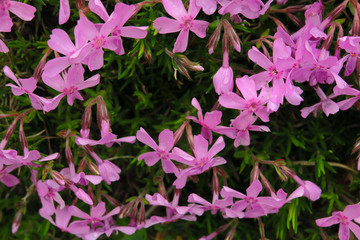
[153,0,209,52]
[316,204,360,240]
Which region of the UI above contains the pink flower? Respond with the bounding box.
[153,0,209,53]
[219,76,270,122]
[228,112,270,147]
[316,204,360,240]
[136,128,179,175]
[219,0,273,19]
[172,135,226,188]
[42,64,100,111]
[76,120,135,147]
[4,65,46,110]
[59,0,70,24]
[187,98,223,143]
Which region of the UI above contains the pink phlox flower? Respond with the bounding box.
[36,180,65,216]
[172,135,226,188]
[228,112,270,147]
[287,175,321,202]
[44,27,91,77]
[137,127,180,175]
[0,163,19,187]
[4,65,47,110]
[106,3,148,55]
[88,1,148,55]
[42,64,100,111]
[301,86,339,118]
[187,193,233,215]
[333,86,360,111]
[218,0,273,19]
[0,0,36,25]
[97,160,121,185]
[338,36,360,76]
[59,166,103,186]
[316,204,360,240]
[59,0,70,24]
[40,206,90,235]
[76,120,135,147]
[70,202,120,229]
[291,41,348,89]
[144,193,200,228]
[186,97,223,143]
[221,180,285,218]
[153,0,210,53]
[3,150,59,169]
[219,76,271,122]
[249,39,295,109]
[146,193,193,216]
[195,0,218,15]
[86,149,121,185]
[76,15,123,71]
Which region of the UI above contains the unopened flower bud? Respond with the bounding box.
[137,201,145,224]
[287,13,304,27]
[225,222,237,240]
[50,170,66,186]
[81,105,92,136]
[322,0,348,29]
[223,20,241,53]
[144,49,153,64]
[88,161,100,175]
[0,118,18,150]
[65,138,73,165]
[186,123,195,152]
[259,171,275,195]
[12,208,23,234]
[208,22,222,54]
[77,158,87,173]
[96,96,109,129]
[250,162,259,184]
[174,121,187,145]
[212,168,220,196]
[34,49,51,81]
[19,120,28,153]
[76,0,85,10]
[103,194,121,206]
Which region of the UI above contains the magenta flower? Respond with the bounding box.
[153,0,210,53]
[76,16,120,71]
[87,1,148,55]
[172,135,226,188]
[37,180,65,216]
[187,98,223,143]
[44,28,91,77]
[0,163,19,187]
[228,112,270,147]
[333,86,360,111]
[219,76,271,122]
[219,0,273,19]
[301,86,339,118]
[195,0,218,15]
[287,175,321,202]
[59,0,70,24]
[136,128,179,175]
[221,180,286,218]
[40,206,90,235]
[70,202,120,229]
[338,36,360,76]
[42,64,100,111]
[4,66,46,110]
[316,204,360,240]
[76,120,136,147]
[0,0,36,25]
